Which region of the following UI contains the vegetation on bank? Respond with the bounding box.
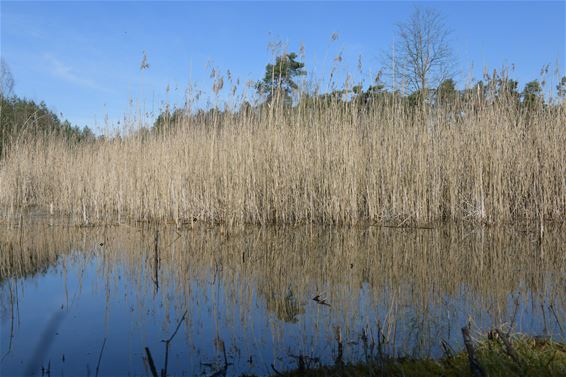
[276,332,566,377]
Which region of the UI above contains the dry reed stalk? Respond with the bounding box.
[0,96,563,228]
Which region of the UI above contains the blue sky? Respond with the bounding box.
[1,1,564,133]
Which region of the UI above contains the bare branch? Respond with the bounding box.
[0,59,15,97]
[384,6,455,93]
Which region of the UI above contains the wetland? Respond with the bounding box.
[1,221,564,376]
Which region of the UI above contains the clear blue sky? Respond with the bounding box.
[1,1,564,133]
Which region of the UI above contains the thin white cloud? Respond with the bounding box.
[43,53,110,92]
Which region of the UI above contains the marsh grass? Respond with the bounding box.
[0,86,564,227]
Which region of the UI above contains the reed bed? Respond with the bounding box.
[0,93,564,226]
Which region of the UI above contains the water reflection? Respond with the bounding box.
[1,223,565,376]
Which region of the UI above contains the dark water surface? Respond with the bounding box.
[1,223,565,376]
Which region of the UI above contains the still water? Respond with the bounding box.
[1,223,565,376]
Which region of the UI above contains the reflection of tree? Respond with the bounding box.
[258,286,305,324]
[0,238,64,282]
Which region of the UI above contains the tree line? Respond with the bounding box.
[0,59,95,158]
[1,7,564,143]
[155,7,565,131]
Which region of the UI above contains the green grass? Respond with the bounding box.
[277,334,566,377]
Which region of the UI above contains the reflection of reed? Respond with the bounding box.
[0,224,93,281]
[1,223,565,358]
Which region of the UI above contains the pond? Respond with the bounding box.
[1,222,565,376]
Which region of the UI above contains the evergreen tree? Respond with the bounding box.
[522,80,543,108]
[256,52,306,106]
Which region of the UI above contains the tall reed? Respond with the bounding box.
[0,90,564,226]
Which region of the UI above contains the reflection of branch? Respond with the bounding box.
[161,310,188,377]
[164,230,183,249]
[153,230,159,294]
[207,337,232,377]
[162,310,188,344]
[143,310,188,377]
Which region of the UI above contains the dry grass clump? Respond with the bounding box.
[0,93,564,226]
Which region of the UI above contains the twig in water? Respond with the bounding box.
[376,321,386,370]
[507,297,520,337]
[298,355,305,372]
[95,337,107,377]
[541,303,549,337]
[41,360,51,377]
[313,294,331,307]
[361,327,369,362]
[441,339,456,370]
[335,326,344,367]
[153,229,160,293]
[288,354,320,370]
[549,304,564,336]
[214,337,229,369]
[144,347,159,377]
[271,364,283,376]
[440,339,454,359]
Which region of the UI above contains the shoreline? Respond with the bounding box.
[274,331,566,377]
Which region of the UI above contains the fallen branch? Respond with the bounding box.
[462,325,485,377]
[495,329,522,367]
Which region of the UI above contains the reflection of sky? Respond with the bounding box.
[1,244,563,377]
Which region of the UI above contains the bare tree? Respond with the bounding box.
[386,7,455,95]
[0,58,15,97]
